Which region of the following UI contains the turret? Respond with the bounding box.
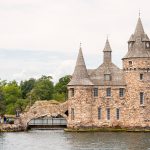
[123,17,150,70]
[122,16,150,127]
[67,45,93,128]
[68,46,93,86]
[103,39,112,63]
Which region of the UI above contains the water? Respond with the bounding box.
[0,130,150,150]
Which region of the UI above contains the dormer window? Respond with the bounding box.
[129,61,132,66]
[129,42,133,48]
[104,74,111,81]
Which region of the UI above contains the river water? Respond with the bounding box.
[0,130,150,150]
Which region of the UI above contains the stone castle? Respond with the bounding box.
[67,17,150,129]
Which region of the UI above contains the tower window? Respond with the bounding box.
[106,88,111,97]
[104,74,111,81]
[93,88,98,97]
[98,107,101,120]
[140,92,144,105]
[71,108,74,120]
[140,74,143,80]
[119,88,125,97]
[146,42,150,49]
[70,88,74,97]
[106,108,110,120]
[129,61,132,66]
[116,108,120,120]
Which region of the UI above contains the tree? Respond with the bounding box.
[28,75,54,101]
[20,78,35,99]
[3,81,21,105]
[0,86,5,114]
[3,81,22,114]
[54,75,71,100]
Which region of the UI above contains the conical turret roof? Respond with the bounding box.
[123,17,150,59]
[103,39,112,52]
[134,17,145,36]
[68,47,93,86]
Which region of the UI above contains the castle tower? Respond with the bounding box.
[103,38,112,63]
[122,17,150,127]
[67,46,94,128]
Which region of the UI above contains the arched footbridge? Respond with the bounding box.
[17,100,68,129]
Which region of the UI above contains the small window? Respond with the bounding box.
[129,61,132,66]
[140,74,143,80]
[119,88,125,97]
[107,108,110,120]
[93,88,98,97]
[116,108,120,120]
[106,88,111,97]
[146,42,150,49]
[70,88,74,97]
[140,92,144,105]
[71,108,74,120]
[98,107,101,120]
[104,74,111,81]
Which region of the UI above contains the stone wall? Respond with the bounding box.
[122,58,150,127]
[17,100,68,129]
[67,86,93,128]
[67,57,150,129]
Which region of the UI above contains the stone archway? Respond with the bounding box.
[18,100,68,129]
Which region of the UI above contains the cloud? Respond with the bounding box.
[0,0,149,82]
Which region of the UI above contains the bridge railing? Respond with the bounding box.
[28,117,67,126]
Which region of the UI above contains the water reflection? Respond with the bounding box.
[0,130,150,150]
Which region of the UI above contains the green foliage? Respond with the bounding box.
[54,75,71,100]
[20,78,35,99]
[52,93,66,102]
[3,81,21,105]
[28,75,54,101]
[15,99,29,112]
[5,103,15,114]
[0,75,70,115]
[0,100,5,114]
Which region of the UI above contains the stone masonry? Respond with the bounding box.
[67,17,150,129]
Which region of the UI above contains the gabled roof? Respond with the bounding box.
[87,40,125,86]
[68,47,93,86]
[88,63,126,86]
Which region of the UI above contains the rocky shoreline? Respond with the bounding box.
[64,127,150,132]
[0,124,24,132]
[0,124,150,132]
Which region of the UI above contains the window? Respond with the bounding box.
[140,74,143,80]
[104,74,111,81]
[140,92,144,105]
[129,61,132,66]
[94,88,98,97]
[106,88,111,97]
[106,108,110,120]
[146,42,150,49]
[70,88,74,97]
[116,108,120,120]
[98,107,101,120]
[71,108,74,120]
[119,88,125,97]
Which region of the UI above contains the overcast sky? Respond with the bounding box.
[0,0,150,83]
